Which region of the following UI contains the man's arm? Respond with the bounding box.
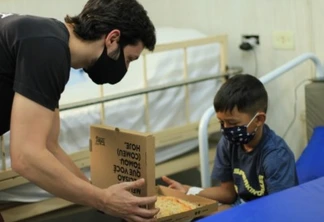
[46,109,89,182]
[10,94,100,207]
[9,93,158,222]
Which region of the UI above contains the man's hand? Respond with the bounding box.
[161,176,189,194]
[101,179,159,222]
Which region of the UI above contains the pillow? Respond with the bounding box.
[296,126,324,184]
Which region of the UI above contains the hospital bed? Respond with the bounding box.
[0,27,229,221]
[198,52,324,188]
[197,53,324,221]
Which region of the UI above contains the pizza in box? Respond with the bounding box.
[156,196,198,218]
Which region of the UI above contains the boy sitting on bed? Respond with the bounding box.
[162,74,298,210]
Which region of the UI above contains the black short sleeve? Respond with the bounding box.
[14,37,70,110]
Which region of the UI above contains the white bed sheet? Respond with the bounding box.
[0,27,223,202]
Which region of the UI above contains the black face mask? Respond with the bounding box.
[84,46,127,85]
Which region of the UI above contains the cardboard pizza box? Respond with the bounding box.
[156,186,218,222]
[90,124,155,198]
[90,124,218,221]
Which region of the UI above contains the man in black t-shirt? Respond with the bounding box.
[0,0,158,221]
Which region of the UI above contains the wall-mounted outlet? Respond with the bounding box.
[272,31,295,50]
[239,35,260,51]
[242,35,260,45]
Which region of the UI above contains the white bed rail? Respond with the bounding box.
[198,52,324,188]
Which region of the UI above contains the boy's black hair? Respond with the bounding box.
[214,74,268,115]
[65,0,156,51]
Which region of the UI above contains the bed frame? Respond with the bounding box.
[0,34,228,222]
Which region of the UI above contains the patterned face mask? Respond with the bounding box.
[221,113,259,145]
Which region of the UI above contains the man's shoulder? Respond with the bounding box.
[1,14,69,47]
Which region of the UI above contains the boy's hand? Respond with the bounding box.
[161,176,189,194]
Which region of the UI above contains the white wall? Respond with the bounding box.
[0,0,86,20]
[1,0,323,159]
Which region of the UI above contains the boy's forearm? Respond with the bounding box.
[198,186,237,204]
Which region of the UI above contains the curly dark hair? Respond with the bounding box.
[65,0,156,51]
